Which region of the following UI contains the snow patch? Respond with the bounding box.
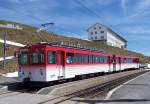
[0,38,25,47]
[0,56,15,61]
[3,71,18,77]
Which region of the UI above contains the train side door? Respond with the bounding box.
[119,57,121,70]
[57,51,65,79]
[112,55,116,71]
[108,56,111,72]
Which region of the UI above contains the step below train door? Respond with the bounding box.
[57,51,65,79]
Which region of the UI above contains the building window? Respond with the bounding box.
[101,36,104,39]
[91,37,93,40]
[99,26,101,29]
[66,53,74,64]
[101,31,104,33]
[121,45,124,49]
[95,36,97,40]
[95,31,97,34]
[94,27,96,30]
[91,32,93,35]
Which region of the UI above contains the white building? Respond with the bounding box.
[0,23,22,30]
[87,23,127,49]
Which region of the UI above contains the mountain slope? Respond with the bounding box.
[0,20,150,73]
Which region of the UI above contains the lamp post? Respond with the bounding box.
[36,22,54,42]
[3,31,7,69]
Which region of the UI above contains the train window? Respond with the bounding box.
[121,58,124,63]
[66,53,74,64]
[122,58,133,63]
[29,52,44,64]
[38,53,44,64]
[104,56,108,63]
[93,56,96,63]
[127,58,133,63]
[18,53,27,65]
[48,51,56,64]
[99,56,104,63]
[76,54,82,64]
[95,56,99,63]
[89,55,93,63]
[83,54,89,64]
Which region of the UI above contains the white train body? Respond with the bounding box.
[18,43,139,82]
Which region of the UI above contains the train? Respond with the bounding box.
[17,42,140,82]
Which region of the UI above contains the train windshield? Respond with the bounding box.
[18,53,27,65]
[29,52,45,64]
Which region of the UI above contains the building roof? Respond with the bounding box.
[87,23,127,43]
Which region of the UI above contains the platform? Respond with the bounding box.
[106,70,150,104]
[72,69,150,104]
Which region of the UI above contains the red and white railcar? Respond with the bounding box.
[17,43,139,82]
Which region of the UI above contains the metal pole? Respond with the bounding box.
[3,31,6,69]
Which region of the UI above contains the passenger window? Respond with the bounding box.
[76,54,82,64]
[83,54,89,64]
[18,53,27,65]
[29,52,44,64]
[66,53,74,64]
[92,56,96,63]
[99,56,104,63]
[89,55,93,63]
[48,51,56,64]
[95,56,99,63]
[104,56,108,63]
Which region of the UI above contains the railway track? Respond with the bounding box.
[37,70,148,104]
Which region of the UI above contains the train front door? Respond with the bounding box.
[57,51,65,79]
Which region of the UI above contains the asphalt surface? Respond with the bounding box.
[0,70,149,104]
[106,70,150,104]
[73,70,150,104]
[0,76,19,88]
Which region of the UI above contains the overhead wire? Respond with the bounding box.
[74,0,103,20]
[1,0,103,42]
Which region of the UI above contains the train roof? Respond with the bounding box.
[19,42,139,58]
[19,42,111,55]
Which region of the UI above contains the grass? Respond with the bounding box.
[0,58,18,74]
[0,20,150,73]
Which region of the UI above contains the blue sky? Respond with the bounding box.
[0,0,150,56]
